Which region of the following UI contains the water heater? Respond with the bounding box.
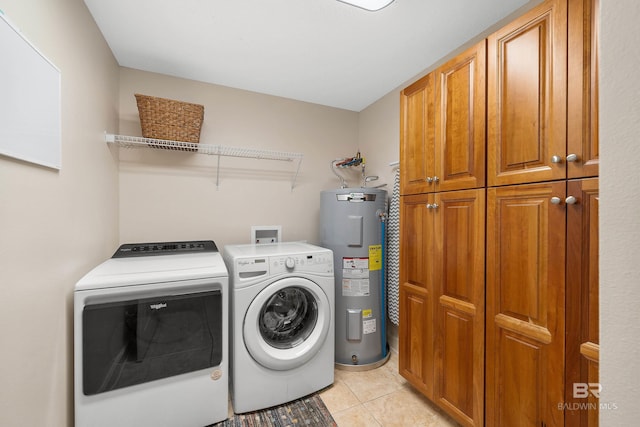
[320,188,388,368]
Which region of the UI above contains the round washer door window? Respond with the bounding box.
[243,277,331,371]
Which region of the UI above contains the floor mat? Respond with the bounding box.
[210,394,337,427]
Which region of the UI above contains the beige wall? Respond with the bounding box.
[599,0,640,424]
[118,67,358,249]
[358,90,401,188]
[0,0,120,426]
[358,90,401,352]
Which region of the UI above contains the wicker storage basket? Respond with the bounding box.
[134,94,204,145]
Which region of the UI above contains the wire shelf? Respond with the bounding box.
[105,133,303,190]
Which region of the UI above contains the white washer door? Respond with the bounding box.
[243,276,331,371]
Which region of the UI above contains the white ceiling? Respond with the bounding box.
[83,0,533,112]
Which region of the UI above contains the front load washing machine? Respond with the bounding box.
[74,241,229,427]
[223,242,334,413]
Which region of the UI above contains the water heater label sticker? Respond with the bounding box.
[343,257,369,270]
[343,266,368,279]
[342,257,370,296]
[362,309,372,318]
[363,318,377,334]
[368,245,382,271]
[342,278,370,296]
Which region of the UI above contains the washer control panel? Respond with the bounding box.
[269,252,333,275]
[232,248,334,281]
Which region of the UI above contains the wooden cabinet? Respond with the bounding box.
[567,0,599,179]
[399,1,599,426]
[485,182,567,427]
[485,1,600,426]
[399,193,435,398]
[488,0,598,183]
[485,178,599,427]
[564,2,600,425]
[399,189,484,427]
[400,74,435,196]
[487,0,567,187]
[565,178,599,427]
[434,41,486,192]
[399,35,487,427]
[433,189,485,427]
[400,41,485,195]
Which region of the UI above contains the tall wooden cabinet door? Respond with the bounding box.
[486,182,567,427]
[565,178,599,427]
[434,41,486,192]
[400,73,436,195]
[487,0,567,186]
[433,189,485,427]
[399,194,435,398]
[568,0,599,178]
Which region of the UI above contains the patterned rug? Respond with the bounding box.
[209,394,337,427]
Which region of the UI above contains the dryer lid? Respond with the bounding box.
[75,251,228,291]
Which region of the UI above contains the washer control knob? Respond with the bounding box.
[285,257,295,270]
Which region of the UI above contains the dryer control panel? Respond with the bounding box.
[113,240,218,258]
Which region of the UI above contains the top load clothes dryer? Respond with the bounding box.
[74,240,229,427]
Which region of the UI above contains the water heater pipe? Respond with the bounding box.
[378,209,388,358]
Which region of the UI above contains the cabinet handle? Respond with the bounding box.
[426,203,439,210]
[433,176,440,183]
[550,197,562,205]
[551,154,579,164]
[426,177,433,183]
[565,196,578,205]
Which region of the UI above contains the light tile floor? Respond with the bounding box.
[319,351,459,427]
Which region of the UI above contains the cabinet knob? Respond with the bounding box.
[551,154,579,164]
[426,203,439,210]
[550,197,562,205]
[426,177,433,183]
[565,195,578,205]
[433,176,440,183]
